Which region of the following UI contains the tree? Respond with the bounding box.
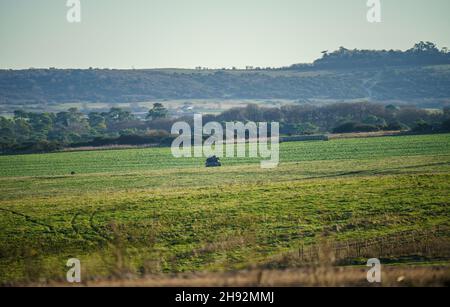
[242,104,263,121]
[262,108,283,122]
[27,112,54,135]
[295,122,319,135]
[443,106,450,119]
[147,103,168,120]
[411,41,439,53]
[412,120,433,133]
[385,104,399,113]
[88,112,107,131]
[13,118,32,138]
[56,108,88,131]
[13,110,28,120]
[441,119,450,132]
[363,115,387,128]
[333,121,379,133]
[107,107,135,123]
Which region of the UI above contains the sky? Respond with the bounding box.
[1,0,450,69]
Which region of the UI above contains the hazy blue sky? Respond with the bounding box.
[1,0,449,69]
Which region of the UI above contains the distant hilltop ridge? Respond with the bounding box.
[0,42,450,105]
[289,41,450,71]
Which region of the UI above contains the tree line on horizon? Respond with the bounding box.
[287,41,450,70]
[1,102,450,154]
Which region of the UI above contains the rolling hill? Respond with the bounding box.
[1,42,450,112]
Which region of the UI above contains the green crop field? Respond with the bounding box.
[0,134,450,285]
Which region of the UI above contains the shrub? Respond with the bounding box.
[440,119,450,132]
[385,121,408,131]
[412,120,434,133]
[333,122,379,133]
